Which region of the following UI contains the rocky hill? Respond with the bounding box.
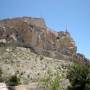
[0,17,90,90]
[0,17,76,60]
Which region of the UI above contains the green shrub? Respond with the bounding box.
[50,73,60,90]
[0,68,3,82]
[0,69,2,77]
[67,62,90,90]
[41,70,62,90]
[7,74,20,86]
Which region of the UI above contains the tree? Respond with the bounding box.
[67,62,90,90]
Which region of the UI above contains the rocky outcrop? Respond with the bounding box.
[0,83,8,90]
[9,85,27,90]
[0,17,76,59]
[75,53,90,66]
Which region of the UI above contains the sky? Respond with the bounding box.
[0,0,90,59]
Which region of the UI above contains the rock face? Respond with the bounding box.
[0,17,76,59]
[0,83,8,90]
[75,53,90,65]
[11,85,27,90]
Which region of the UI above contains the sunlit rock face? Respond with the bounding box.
[0,83,8,90]
[0,17,76,59]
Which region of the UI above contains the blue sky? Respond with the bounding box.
[0,0,90,59]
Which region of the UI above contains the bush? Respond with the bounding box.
[0,68,3,82]
[41,70,61,90]
[67,62,90,90]
[7,74,20,86]
[50,73,60,90]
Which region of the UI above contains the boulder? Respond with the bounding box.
[14,85,27,90]
[0,83,8,90]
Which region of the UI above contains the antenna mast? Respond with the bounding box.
[65,24,68,32]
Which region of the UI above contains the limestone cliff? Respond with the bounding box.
[0,17,76,60]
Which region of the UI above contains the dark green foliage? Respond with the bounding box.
[67,62,90,90]
[0,69,2,77]
[0,68,3,82]
[8,74,20,86]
